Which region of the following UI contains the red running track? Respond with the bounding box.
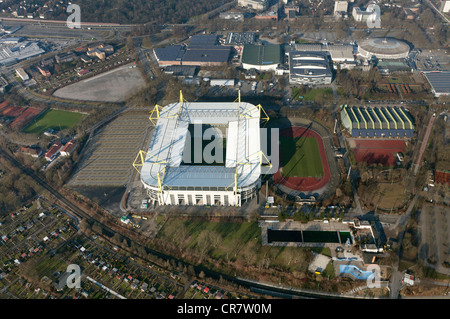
[273,126,331,192]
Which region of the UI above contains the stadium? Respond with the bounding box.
[340,105,414,138]
[357,37,410,60]
[133,92,271,207]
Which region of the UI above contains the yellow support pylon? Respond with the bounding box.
[149,104,163,125]
[132,150,148,174]
[132,150,167,174]
[257,104,270,123]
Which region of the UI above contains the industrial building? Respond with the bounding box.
[288,51,333,85]
[134,92,270,207]
[241,44,282,71]
[153,35,232,67]
[0,38,45,66]
[357,38,410,60]
[340,105,414,138]
[422,71,450,97]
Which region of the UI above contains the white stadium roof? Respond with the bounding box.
[140,100,262,190]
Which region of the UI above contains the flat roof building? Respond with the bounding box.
[293,43,355,64]
[423,71,450,97]
[153,37,232,67]
[241,44,282,71]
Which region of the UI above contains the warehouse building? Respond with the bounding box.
[134,93,271,207]
[153,35,232,67]
[241,44,282,71]
[288,51,333,85]
[422,71,450,97]
[340,105,414,138]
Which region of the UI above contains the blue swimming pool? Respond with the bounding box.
[339,265,374,280]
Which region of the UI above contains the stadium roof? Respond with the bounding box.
[241,44,281,66]
[141,101,262,189]
[423,71,450,96]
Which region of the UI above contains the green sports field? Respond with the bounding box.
[23,109,84,135]
[280,136,324,178]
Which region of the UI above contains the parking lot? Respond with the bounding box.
[419,204,450,275]
[68,110,151,187]
[53,63,146,102]
[415,50,450,71]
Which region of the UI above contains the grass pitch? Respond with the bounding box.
[23,109,84,135]
[280,136,324,178]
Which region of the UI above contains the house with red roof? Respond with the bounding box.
[60,139,77,157]
[45,141,63,161]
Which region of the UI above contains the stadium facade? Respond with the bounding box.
[288,51,333,85]
[340,105,414,138]
[134,92,271,207]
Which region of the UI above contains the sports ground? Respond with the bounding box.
[280,135,324,178]
[23,109,84,135]
[349,139,406,166]
[274,126,330,192]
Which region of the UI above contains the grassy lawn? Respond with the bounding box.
[280,136,324,178]
[292,87,334,101]
[23,108,84,135]
[360,181,406,211]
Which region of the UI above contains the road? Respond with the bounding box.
[423,0,450,23]
[389,194,419,298]
[414,113,436,175]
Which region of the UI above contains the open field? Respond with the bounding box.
[23,109,84,135]
[359,181,407,211]
[52,64,146,102]
[292,87,334,101]
[280,136,323,178]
